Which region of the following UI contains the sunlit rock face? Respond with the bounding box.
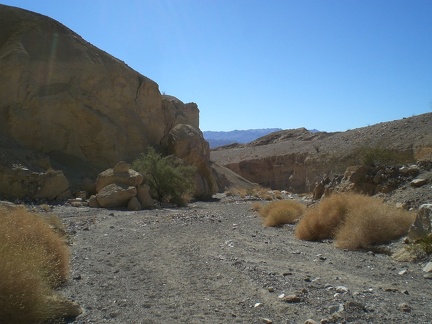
[0,5,217,199]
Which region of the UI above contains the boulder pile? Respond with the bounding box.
[88,162,154,210]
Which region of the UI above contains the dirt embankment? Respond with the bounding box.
[57,197,432,323]
[211,113,432,193]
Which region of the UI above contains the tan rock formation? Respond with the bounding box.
[0,5,218,200]
[137,185,154,209]
[127,196,142,211]
[95,161,143,193]
[167,124,217,198]
[212,114,432,193]
[0,166,71,201]
[96,183,137,208]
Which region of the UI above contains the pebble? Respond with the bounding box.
[335,286,348,293]
[398,303,411,313]
[398,269,408,275]
[261,318,272,324]
[328,304,343,314]
[282,295,303,303]
[422,262,432,273]
[304,320,318,324]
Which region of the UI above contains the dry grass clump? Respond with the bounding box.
[257,200,306,227]
[294,193,351,241]
[0,205,70,322]
[295,193,415,250]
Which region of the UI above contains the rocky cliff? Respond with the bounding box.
[211,113,432,193]
[0,5,216,200]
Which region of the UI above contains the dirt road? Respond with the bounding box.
[58,198,432,323]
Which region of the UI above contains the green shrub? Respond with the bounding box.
[357,146,400,166]
[405,235,432,260]
[0,205,70,323]
[132,147,196,206]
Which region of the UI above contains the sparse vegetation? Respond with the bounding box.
[295,193,415,250]
[256,200,306,227]
[225,186,285,201]
[405,235,432,260]
[132,147,196,206]
[356,146,407,166]
[0,205,70,323]
[294,193,350,241]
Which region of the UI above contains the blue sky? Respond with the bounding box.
[2,0,432,132]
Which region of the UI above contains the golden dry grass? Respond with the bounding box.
[257,200,306,227]
[334,200,416,249]
[0,205,70,322]
[295,193,350,241]
[295,193,416,250]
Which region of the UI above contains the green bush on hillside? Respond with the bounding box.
[132,147,196,206]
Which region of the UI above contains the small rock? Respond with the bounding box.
[304,320,318,324]
[267,287,275,292]
[329,304,344,314]
[261,318,273,324]
[335,286,348,293]
[422,262,432,272]
[398,269,408,275]
[282,295,303,303]
[398,303,411,312]
[344,301,365,311]
[384,287,399,292]
[254,302,263,308]
[410,178,428,188]
[278,293,285,299]
[424,273,432,280]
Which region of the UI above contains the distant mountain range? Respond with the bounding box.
[203,129,283,148]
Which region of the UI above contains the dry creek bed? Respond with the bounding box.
[55,197,432,324]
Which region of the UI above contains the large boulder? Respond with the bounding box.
[137,185,154,209]
[0,166,71,201]
[407,204,432,242]
[95,161,143,193]
[96,183,137,209]
[167,124,217,198]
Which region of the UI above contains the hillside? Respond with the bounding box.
[0,4,220,200]
[211,113,432,196]
[203,128,282,148]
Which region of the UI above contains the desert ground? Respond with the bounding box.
[56,195,432,324]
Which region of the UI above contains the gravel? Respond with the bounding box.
[54,197,432,324]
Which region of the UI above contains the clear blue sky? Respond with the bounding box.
[2,0,432,132]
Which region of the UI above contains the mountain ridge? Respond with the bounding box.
[203,128,282,148]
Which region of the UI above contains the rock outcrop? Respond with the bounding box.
[211,114,432,193]
[407,204,432,242]
[0,5,219,200]
[0,165,71,201]
[91,162,154,210]
[167,124,217,198]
